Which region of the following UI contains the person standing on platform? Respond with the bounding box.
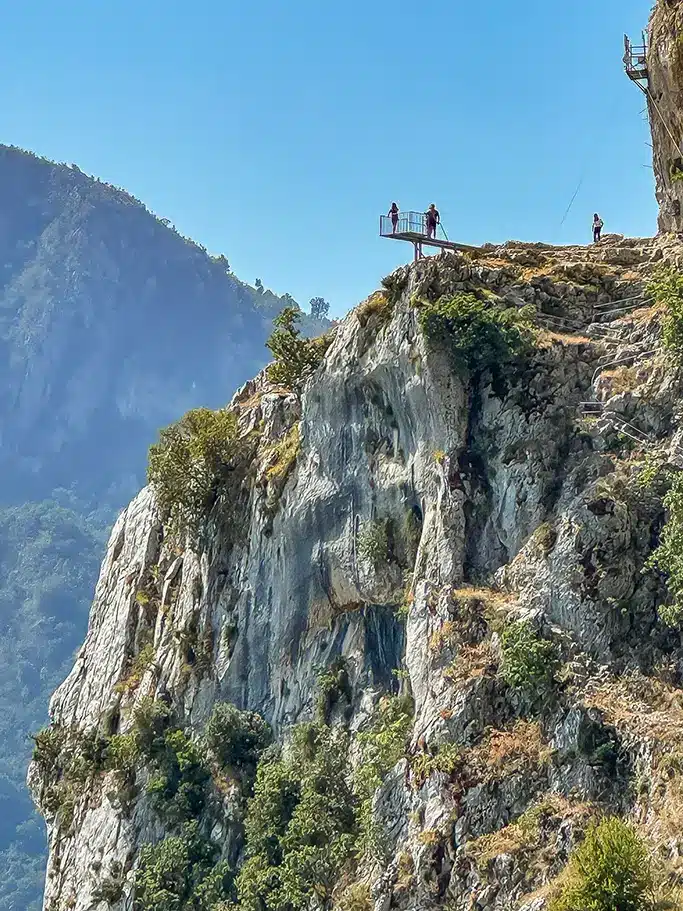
[593,213,604,243]
[425,203,440,239]
[388,202,399,233]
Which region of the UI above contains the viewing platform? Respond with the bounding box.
[380,212,480,260]
[624,33,648,85]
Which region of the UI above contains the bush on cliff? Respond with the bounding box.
[648,265,683,356]
[147,407,243,542]
[266,307,327,392]
[418,293,535,377]
[205,702,272,776]
[134,822,234,911]
[236,723,357,911]
[549,817,656,911]
[500,619,558,701]
[646,471,683,627]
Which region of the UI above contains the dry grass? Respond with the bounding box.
[582,673,683,750]
[600,364,643,395]
[394,851,415,892]
[238,392,264,411]
[356,291,392,326]
[465,795,595,869]
[471,720,552,777]
[537,329,591,348]
[264,423,301,484]
[429,620,459,654]
[443,641,496,685]
[417,828,442,846]
[450,585,510,613]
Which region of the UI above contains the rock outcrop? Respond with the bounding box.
[647,0,683,232]
[30,234,683,911]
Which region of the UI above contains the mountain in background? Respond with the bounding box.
[0,144,330,911]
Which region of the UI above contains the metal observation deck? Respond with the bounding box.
[624,33,648,86]
[379,212,479,261]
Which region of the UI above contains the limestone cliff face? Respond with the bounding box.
[30,235,683,911]
[647,0,683,232]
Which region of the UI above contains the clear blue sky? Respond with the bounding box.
[1,0,655,318]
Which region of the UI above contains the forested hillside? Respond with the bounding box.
[0,145,328,911]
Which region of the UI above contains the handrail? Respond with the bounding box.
[379,212,448,241]
[591,350,656,386]
[593,292,650,309]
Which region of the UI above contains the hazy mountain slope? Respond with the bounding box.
[0,144,329,911]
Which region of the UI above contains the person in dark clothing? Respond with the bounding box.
[388,202,399,233]
[593,213,604,243]
[425,203,440,239]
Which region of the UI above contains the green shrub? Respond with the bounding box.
[316,658,351,723]
[549,817,656,911]
[500,620,558,700]
[132,698,172,754]
[236,723,356,911]
[134,822,233,911]
[418,293,536,377]
[204,703,272,775]
[31,725,67,776]
[147,407,243,543]
[92,873,126,904]
[646,472,683,626]
[355,695,413,855]
[106,732,141,782]
[657,602,683,629]
[410,742,461,789]
[114,642,155,695]
[648,266,683,356]
[146,728,210,827]
[266,307,327,392]
[357,520,389,567]
[31,725,108,831]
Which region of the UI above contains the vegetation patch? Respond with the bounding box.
[648,265,683,357]
[410,742,461,789]
[357,291,394,327]
[500,619,559,703]
[266,306,328,391]
[31,725,108,832]
[355,694,414,856]
[444,641,496,686]
[357,520,389,567]
[134,821,233,911]
[114,640,155,695]
[417,292,536,378]
[316,657,352,723]
[147,406,250,544]
[235,723,357,911]
[548,817,657,911]
[466,796,594,878]
[646,471,683,627]
[532,521,558,555]
[264,422,301,486]
[204,702,272,782]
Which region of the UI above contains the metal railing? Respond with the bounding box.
[380,212,448,241]
[624,34,648,81]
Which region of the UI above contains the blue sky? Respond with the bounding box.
[2,0,655,318]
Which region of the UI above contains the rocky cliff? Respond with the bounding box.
[646,0,683,232]
[29,232,683,910]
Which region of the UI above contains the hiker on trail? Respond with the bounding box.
[425,203,440,239]
[388,202,399,233]
[593,213,604,243]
